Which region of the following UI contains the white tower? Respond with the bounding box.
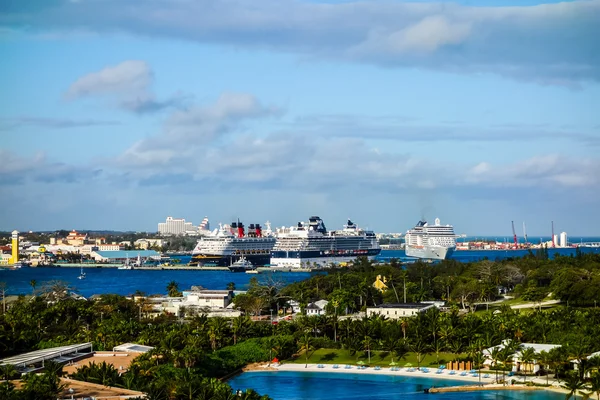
[559,232,567,248]
[553,234,559,247]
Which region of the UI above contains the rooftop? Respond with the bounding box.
[0,343,93,369]
[94,250,160,258]
[113,343,154,353]
[370,303,433,309]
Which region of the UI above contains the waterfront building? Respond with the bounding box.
[90,250,159,262]
[483,340,561,372]
[158,216,195,235]
[366,303,435,319]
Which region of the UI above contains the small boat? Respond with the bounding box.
[77,266,86,280]
[245,269,260,274]
[228,257,256,273]
[119,253,134,270]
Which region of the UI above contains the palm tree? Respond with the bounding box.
[562,372,585,400]
[497,347,514,385]
[432,339,445,364]
[29,279,37,295]
[411,339,430,370]
[519,346,536,383]
[588,371,600,400]
[537,350,552,386]
[166,281,181,297]
[298,333,312,368]
[362,335,373,364]
[473,352,485,385]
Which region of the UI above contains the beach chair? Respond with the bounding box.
[333,364,339,369]
[345,365,352,369]
[460,371,467,376]
[375,366,381,371]
[508,371,515,377]
[436,369,443,374]
[449,370,456,375]
[483,374,490,379]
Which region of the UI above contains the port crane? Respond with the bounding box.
[511,221,518,249]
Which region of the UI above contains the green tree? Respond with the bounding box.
[562,372,585,400]
[298,333,312,368]
[519,346,536,382]
[167,281,182,297]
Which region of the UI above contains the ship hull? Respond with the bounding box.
[405,245,455,260]
[270,248,381,268]
[190,254,271,267]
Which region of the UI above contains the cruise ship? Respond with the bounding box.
[189,221,276,267]
[404,218,457,260]
[270,216,380,268]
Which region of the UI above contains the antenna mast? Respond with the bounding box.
[523,222,528,245]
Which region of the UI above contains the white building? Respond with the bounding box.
[306,300,329,316]
[483,340,562,372]
[366,303,435,319]
[158,217,195,235]
[559,232,568,248]
[157,288,237,317]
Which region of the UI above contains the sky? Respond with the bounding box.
[0,0,599,236]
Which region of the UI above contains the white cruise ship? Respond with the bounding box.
[190,221,276,267]
[270,216,380,268]
[404,218,457,260]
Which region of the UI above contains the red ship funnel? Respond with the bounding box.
[256,224,262,237]
[238,222,245,238]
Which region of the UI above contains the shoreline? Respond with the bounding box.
[245,363,574,397]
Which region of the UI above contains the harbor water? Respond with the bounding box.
[1,248,599,297]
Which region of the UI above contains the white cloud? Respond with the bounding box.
[65,60,150,99]
[65,60,186,113]
[5,0,600,85]
[117,92,282,169]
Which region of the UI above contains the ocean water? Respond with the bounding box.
[379,247,600,263]
[2,248,599,297]
[0,268,314,297]
[228,371,562,400]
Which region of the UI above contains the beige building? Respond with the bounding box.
[366,303,435,319]
[66,230,88,246]
[134,238,165,249]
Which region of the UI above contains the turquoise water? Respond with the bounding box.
[228,371,562,399]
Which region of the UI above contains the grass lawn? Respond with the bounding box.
[288,348,464,368]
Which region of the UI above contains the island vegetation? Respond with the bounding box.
[1,252,600,399]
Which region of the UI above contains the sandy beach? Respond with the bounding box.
[246,363,574,397]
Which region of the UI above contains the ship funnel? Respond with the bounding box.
[238,222,245,238]
[256,224,262,237]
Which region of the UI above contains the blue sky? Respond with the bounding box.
[0,0,599,235]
